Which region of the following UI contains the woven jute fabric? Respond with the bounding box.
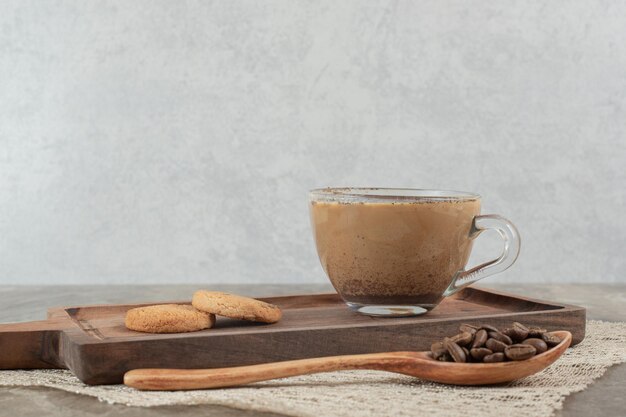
[1,320,624,417]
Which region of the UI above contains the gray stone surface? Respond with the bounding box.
[1,1,626,286]
[0,386,283,417]
[0,284,624,416]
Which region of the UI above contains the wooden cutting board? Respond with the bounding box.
[0,287,585,385]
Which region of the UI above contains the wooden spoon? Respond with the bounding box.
[124,330,571,390]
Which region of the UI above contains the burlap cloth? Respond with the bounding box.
[1,320,624,417]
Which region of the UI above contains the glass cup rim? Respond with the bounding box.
[309,187,481,203]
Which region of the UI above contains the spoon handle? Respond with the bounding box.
[124,352,415,390]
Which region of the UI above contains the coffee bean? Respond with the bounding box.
[450,331,473,347]
[503,327,526,342]
[470,347,493,361]
[541,332,562,347]
[505,344,537,361]
[485,338,507,352]
[471,329,488,348]
[489,331,513,345]
[512,322,529,333]
[528,327,547,338]
[459,324,480,335]
[503,324,529,342]
[522,338,548,354]
[483,352,505,363]
[462,346,470,359]
[431,341,447,359]
[480,324,500,332]
[444,338,467,363]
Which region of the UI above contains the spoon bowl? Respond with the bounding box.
[384,330,572,385]
[125,331,572,390]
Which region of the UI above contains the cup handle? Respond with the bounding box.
[443,214,521,297]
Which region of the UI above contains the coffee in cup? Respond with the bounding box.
[309,188,520,316]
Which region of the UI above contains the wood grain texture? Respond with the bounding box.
[0,318,71,369]
[124,331,572,390]
[0,288,586,385]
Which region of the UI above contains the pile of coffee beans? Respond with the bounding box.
[430,322,562,363]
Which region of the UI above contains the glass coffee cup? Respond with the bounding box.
[309,188,520,317]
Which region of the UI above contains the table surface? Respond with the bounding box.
[0,284,624,417]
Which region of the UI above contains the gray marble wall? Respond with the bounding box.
[1,1,624,285]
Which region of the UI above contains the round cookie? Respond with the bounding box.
[125,304,215,333]
[192,290,282,323]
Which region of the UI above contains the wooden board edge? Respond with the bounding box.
[466,286,584,310]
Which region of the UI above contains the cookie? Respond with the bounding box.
[125,304,215,333]
[192,290,282,323]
